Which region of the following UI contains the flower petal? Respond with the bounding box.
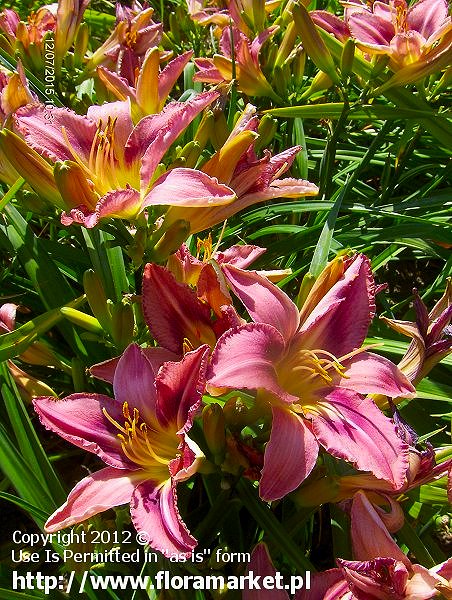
[260,406,318,501]
[221,264,300,340]
[215,244,267,269]
[341,351,415,398]
[45,467,139,532]
[142,263,216,354]
[90,347,179,384]
[155,345,209,432]
[298,254,375,357]
[130,479,196,558]
[407,0,449,40]
[33,394,132,468]
[87,100,133,150]
[207,323,296,403]
[244,543,290,600]
[350,491,411,566]
[310,388,409,489]
[348,11,395,47]
[14,103,97,163]
[143,168,235,208]
[113,344,158,423]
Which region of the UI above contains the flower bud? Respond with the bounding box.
[203,403,226,464]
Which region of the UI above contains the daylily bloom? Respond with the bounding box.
[194,26,281,100]
[344,0,452,70]
[33,343,209,557]
[382,281,452,385]
[208,254,415,501]
[164,104,318,234]
[297,492,452,600]
[9,93,235,227]
[85,2,162,85]
[98,48,194,121]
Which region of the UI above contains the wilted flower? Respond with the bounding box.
[33,343,209,557]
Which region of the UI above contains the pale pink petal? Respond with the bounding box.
[193,58,224,83]
[310,389,409,489]
[155,345,209,432]
[142,263,214,354]
[14,104,97,163]
[207,323,296,403]
[60,205,100,228]
[96,187,142,221]
[348,12,395,46]
[244,543,290,600]
[215,244,266,268]
[130,480,196,558]
[250,26,278,63]
[407,0,449,39]
[87,100,133,149]
[142,168,235,208]
[221,264,300,340]
[350,491,411,566]
[45,467,139,532]
[298,254,375,357]
[405,565,440,600]
[311,10,350,42]
[260,406,318,501]
[90,347,179,383]
[33,394,132,468]
[341,351,415,398]
[113,344,158,423]
[239,178,319,206]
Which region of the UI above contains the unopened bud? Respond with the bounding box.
[83,269,112,333]
[110,301,135,352]
[203,403,226,463]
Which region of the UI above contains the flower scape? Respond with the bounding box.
[0,0,451,598]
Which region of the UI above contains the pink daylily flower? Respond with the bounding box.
[11,92,235,227]
[299,492,452,600]
[86,2,162,85]
[164,104,318,234]
[344,0,452,69]
[33,343,209,557]
[208,254,415,500]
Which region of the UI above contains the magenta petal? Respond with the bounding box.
[45,467,138,532]
[260,406,318,501]
[130,480,196,558]
[351,492,411,566]
[244,543,289,600]
[338,556,409,599]
[348,11,395,46]
[407,0,449,40]
[221,265,300,340]
[33,394,132,468]
[208,323,296,403]
[158,51,194,103]
[60,205,100,228]
[295,570,344,600]
[299,254,375,357]
[311,389,409,489]
[311,10,350,42]
[142,263,214,354]
[215,244,266,269]
[90,347,179,384]
[125,91,219,177]
[15,104,97,163]
[341,351,415,398]
[142,168,235,208]
[0,302,16,332]
[155,345,209,432]
[113,344,158,423]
